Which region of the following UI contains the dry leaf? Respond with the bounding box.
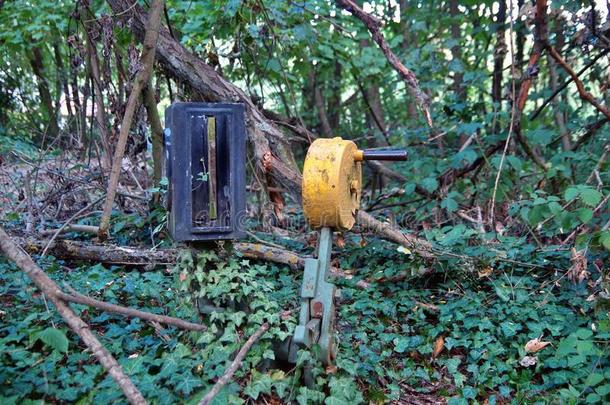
[432,335,444,358]
[336,233,345,248]
[524,337,551,353]
[568,248,589,283]
[325,364,338,374]
[270,191,284,222]
[478,266,493,278]
[397,246,412,255]
[519,355,537,367]
[359,236,367,247]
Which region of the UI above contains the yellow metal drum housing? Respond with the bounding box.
[302,137,362,230]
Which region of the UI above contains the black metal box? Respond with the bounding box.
[164,102,246,241]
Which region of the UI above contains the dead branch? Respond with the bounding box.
[17,237,310,270]
[547,46,610,120]
[59,285,206,331]
[0,227,146,405]
[335,0,432,126]
[198,322,270,405]
[233,242,305,268]
[41,196,104,257]
[98,0,164,239]
[142,80,164,195]
[20,237,176,265]
[572,118,609,150]
[40,224,100,235]
[356,211,433,257]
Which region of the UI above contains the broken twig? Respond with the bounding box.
[0,227,146,405]
[60,285,207,331]
[198,322,270,405]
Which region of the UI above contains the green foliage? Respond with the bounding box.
[1,0,609,403]
[32,327,69,354]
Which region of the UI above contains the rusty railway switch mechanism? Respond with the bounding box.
[289,137,407,365]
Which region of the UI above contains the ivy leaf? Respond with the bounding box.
[326,377,363,403]
[556,336,577,357]
[34,327,69,353]
[176,371,203,395]
[296,387,325,405]
[441,197,458,212]
[244,371,272,400]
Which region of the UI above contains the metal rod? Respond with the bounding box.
[361,149,407,161]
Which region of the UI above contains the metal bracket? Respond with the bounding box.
[290,227,337,365]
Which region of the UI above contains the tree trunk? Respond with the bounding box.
[491,0,507,109]
[142,80,164,194]
[548,17,571,150]
[399,0,418,121]
[312,69,333,137]
[449,0,465,102]
[29,46,60,141]
[327,60,342,129]
[449,0,466,147]
[82,11,113,168]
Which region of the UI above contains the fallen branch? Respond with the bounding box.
[41,196,104,257]
[17,237,308,269]
[98,0,164,239]
[40,224,100,235]
[20,237,177,265]
[0,227,146,405]
[335,0,432,126]
[59,285,206,331]
[233,242,305,268]
[198,322,270,405]
[356,211,433,258]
